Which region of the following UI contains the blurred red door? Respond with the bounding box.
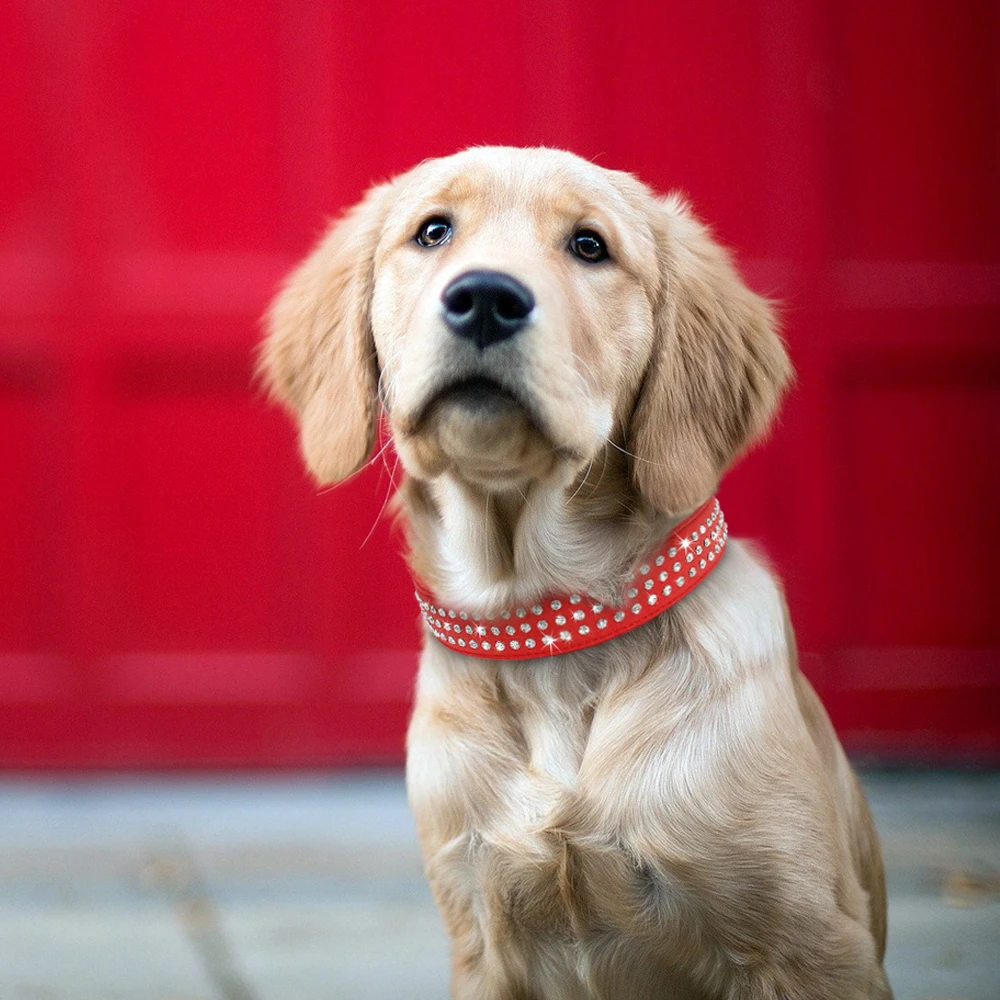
[1,1,997,766]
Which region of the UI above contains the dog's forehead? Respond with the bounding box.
[398,147,642,222]
[386,147,659,276]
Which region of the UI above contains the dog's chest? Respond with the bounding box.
[409,657,690,952]
[461,683,594,930]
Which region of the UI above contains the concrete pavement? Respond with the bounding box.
[0,770,996,999]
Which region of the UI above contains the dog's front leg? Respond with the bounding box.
[449,946,542,1000]
[725,925,893,1000]
[419,830,554,1000]
[423,876,546,1000]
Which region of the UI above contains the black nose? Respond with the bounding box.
[441,270,535,349]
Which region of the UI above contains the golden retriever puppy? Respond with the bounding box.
[261,146,891,999]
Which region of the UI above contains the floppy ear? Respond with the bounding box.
[258,183,393,484]
[629,194,792,515]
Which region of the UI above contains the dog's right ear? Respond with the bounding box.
[258,182,393,484]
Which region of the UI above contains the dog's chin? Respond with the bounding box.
[397,378,567,488]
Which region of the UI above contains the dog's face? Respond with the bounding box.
[261,147,790,514]
[368,148,659,490]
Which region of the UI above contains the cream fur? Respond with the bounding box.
[260,146,891,999]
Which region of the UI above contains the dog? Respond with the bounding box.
[260,146,892,999]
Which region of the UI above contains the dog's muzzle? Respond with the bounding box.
[441,270,535,350]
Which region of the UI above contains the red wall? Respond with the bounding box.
[1,1,997,767]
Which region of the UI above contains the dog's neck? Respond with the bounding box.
[397,444,674,616]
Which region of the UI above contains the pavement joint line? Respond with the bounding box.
[143,829,260,1000]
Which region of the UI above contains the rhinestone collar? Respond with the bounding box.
[415,497,727,660]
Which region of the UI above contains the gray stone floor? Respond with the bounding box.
[0,770,996,1000]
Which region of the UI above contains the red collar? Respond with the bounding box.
[415,497,727,660]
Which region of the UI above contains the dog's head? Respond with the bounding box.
[260,147,790,515]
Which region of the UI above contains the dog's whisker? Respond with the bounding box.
[379,431,396,480]
[570,350,599,390]
[360,451,400,550]
[365,434,394,471]
[606,437,672,469]
[567,456,595,505]
[584,442,612,502]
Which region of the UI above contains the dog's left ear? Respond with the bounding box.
[258,182,393,484]
[629,195,792,515]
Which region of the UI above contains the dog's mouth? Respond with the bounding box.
[403,375,566,485]
[412,375,543,433]
[429,376,527,417]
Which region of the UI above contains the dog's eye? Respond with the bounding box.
[415,217,452,248]
[569,229,609,263]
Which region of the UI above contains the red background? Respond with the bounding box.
[1,1,997,767]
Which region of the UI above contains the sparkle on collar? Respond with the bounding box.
[415,497,727,661]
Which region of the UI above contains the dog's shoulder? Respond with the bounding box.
[673,537,791,681]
